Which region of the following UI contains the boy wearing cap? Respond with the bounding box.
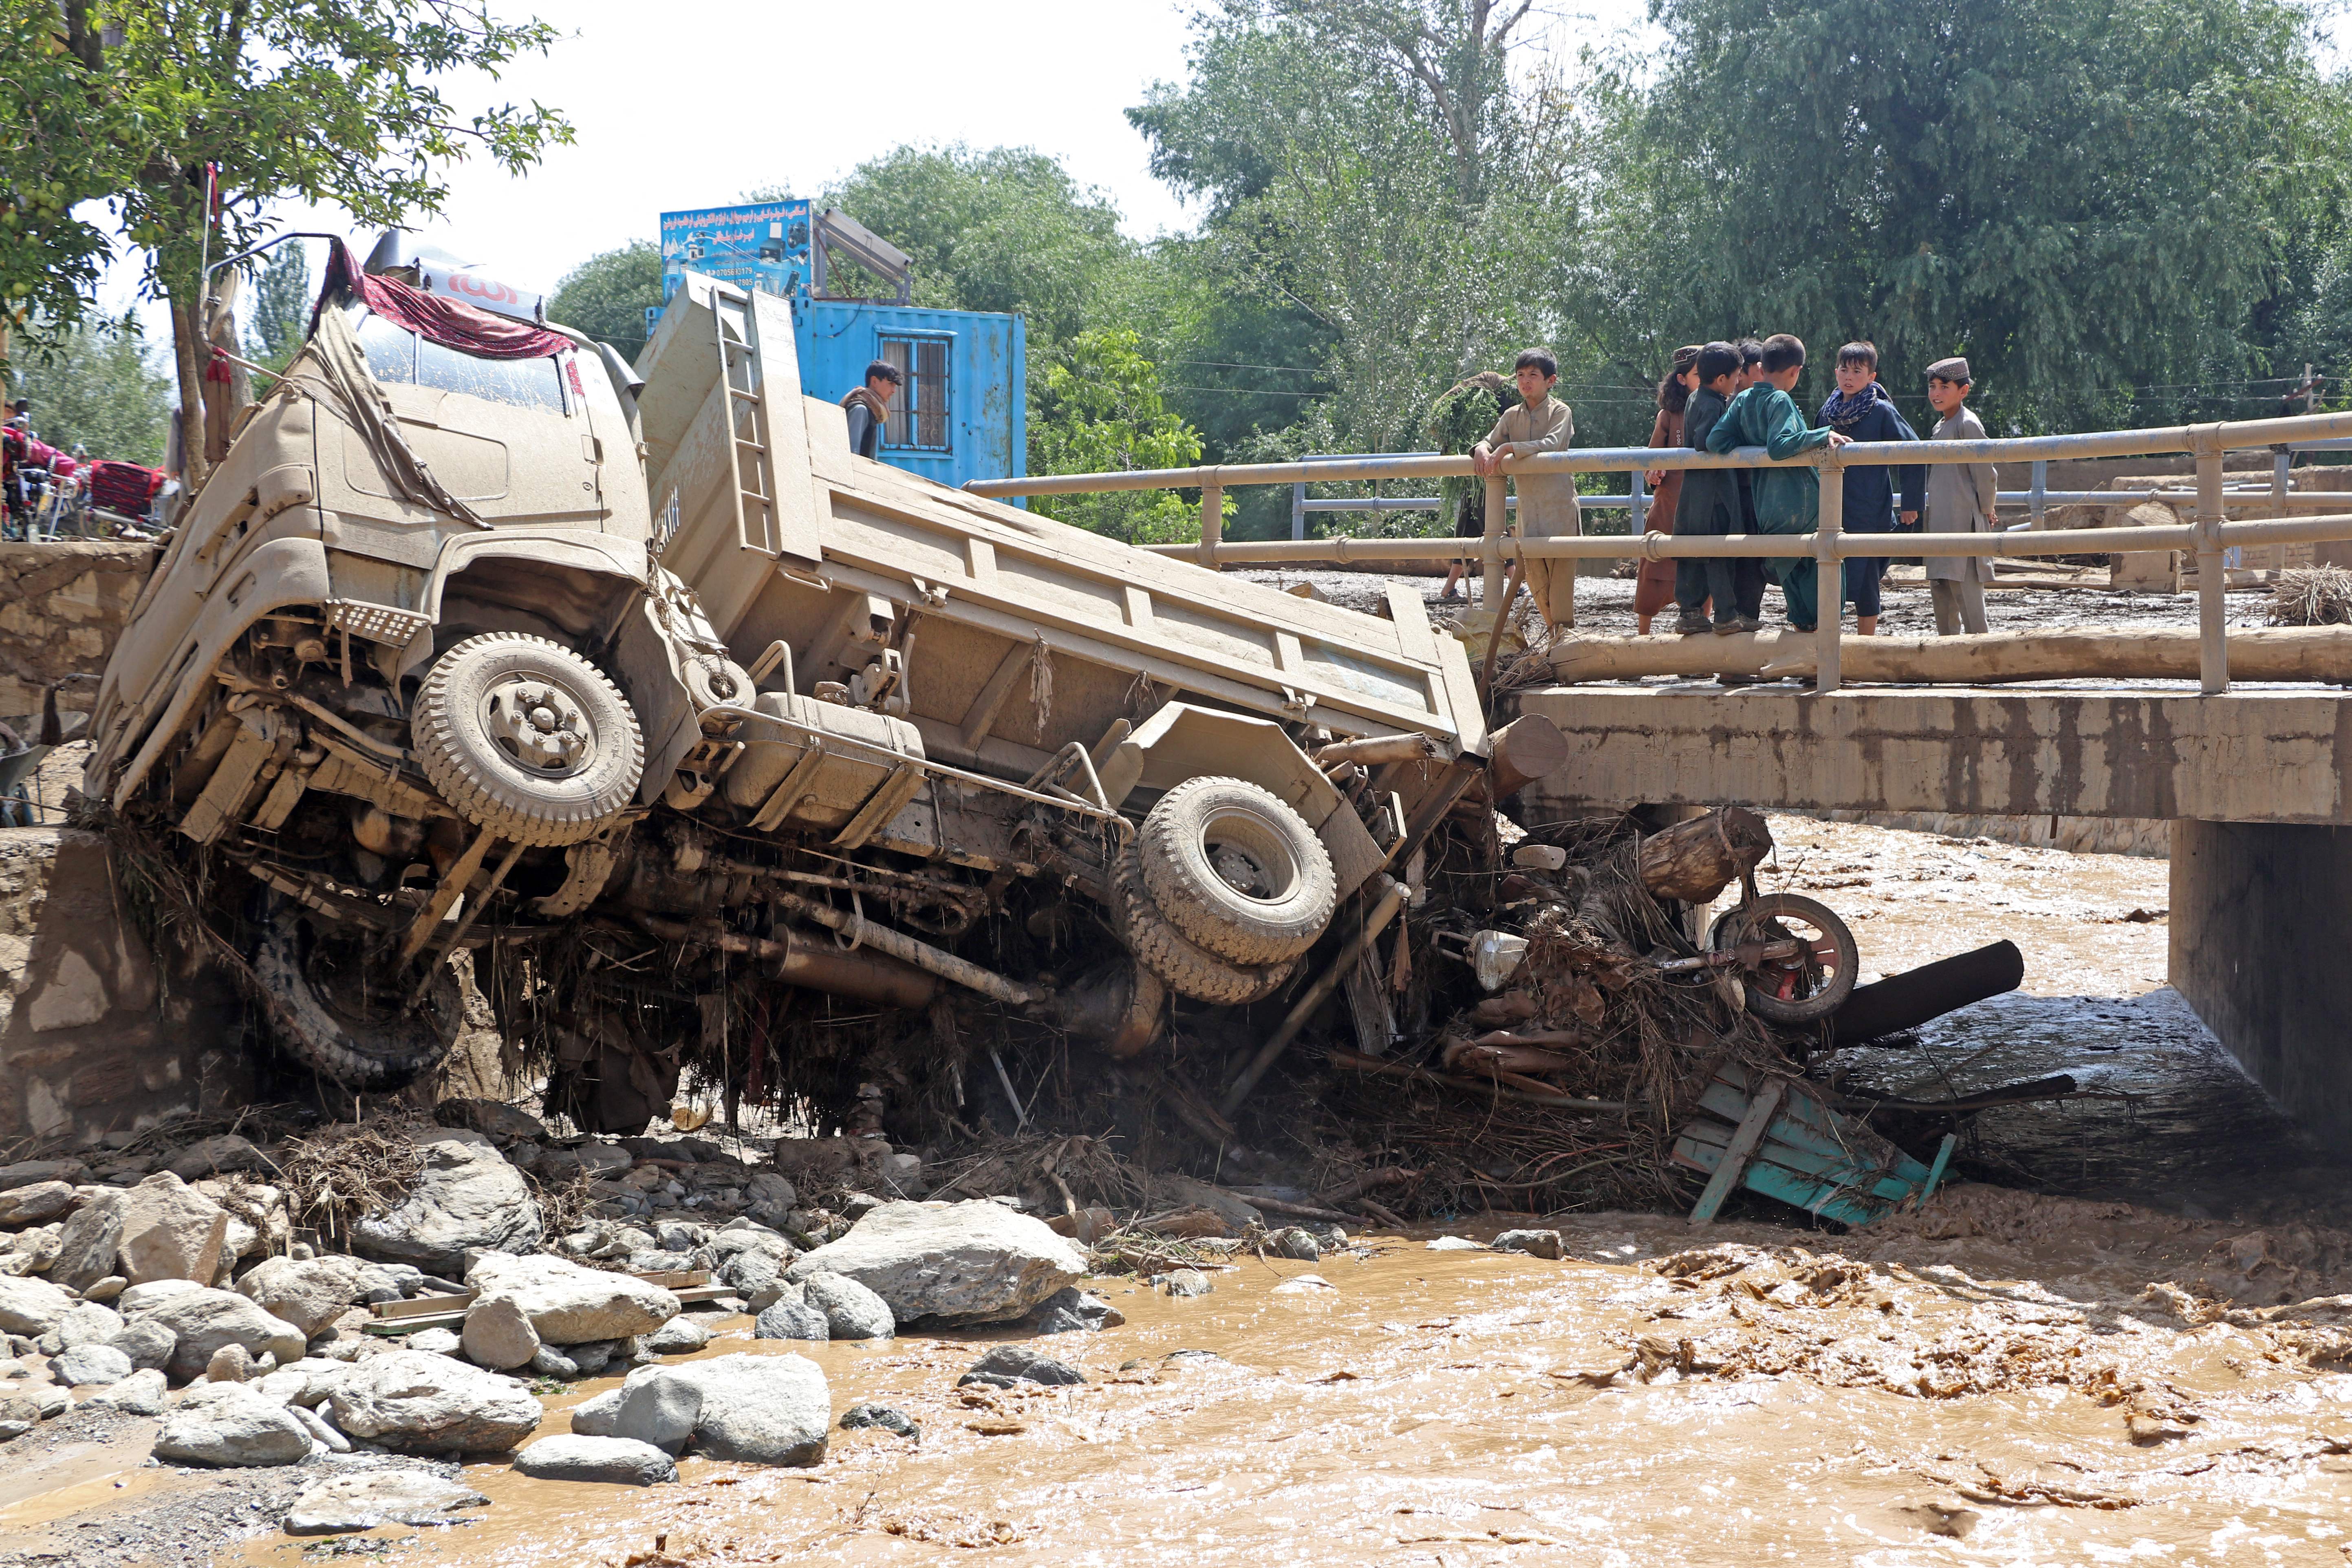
[1706,333,1852,632]
[1923,357,1999,635]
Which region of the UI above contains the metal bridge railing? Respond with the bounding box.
[965,409,2352,695]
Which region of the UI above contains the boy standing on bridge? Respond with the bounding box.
[1922,357,1999,635]
[1706,334,1852,632]
[1674,342,1764,634]
[1819,342,1924,637]
[1472,349,1580,629]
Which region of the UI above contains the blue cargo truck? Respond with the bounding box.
[652,199,1025,490]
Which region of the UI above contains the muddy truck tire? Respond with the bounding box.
[414,633,645,847]
[1113,836,1294,1006]
[1137,776,1336,967]
[251,916,463,1090]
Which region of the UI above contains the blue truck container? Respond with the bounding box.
[650,200,1026,490]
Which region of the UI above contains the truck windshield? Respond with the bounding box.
[344,304,567,415]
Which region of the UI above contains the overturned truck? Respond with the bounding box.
[87,247,1534,1131]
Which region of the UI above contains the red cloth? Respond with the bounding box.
[88,460,166,513]
[313,241,570,361]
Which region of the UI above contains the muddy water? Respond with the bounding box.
[209,1206,2352,1567]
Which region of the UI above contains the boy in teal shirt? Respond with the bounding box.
[1705,333,1852,631]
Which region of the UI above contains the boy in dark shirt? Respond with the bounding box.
[1706,333,1852,631]
[1673,342,1766,634]
[1817,342,1924,636]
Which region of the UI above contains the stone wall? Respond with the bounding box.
[0,827,248,1145]
[0,541,159,726]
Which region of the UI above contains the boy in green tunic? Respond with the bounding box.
[1705,334,1852,631]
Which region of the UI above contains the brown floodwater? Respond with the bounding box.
[186,1191,2352,1568]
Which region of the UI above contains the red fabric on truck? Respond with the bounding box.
[313,241,569,361]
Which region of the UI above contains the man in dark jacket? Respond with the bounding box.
[841,360,902,459]
[1818,342,1924,635]
[1673,341,1766,634]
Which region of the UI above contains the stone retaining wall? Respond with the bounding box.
[0,541,158,726]
[0,827,247,1145]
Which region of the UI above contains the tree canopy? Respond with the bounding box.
[11,313,172,465]
[548,240,663,355]
[3,0,571,480]
[1574,0,2352,432]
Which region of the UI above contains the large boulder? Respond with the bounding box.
[784,1200,1087,1326]
[236,1255,395,1340]
[0,1275,75,1336]
[109,1317,175,1372]
[166,1134,276,1182]
[152,1383,314,1467]
[48,1193,124,1292]
[464,1253,676,1345]
[326,1349,543,1455]
[0,1181,78,1227]
[115,1173,232,1285]
[460,1297,540,1372]
[0,1160,90,1193]
[85,1367,167,1415]
[800,1273,893,1340]
[282,1469,491,1535]
[52,1342,134,1386]
[513,1433,677,1486]
[610,1354,829,1466]
[134,1287,305,1383]
[53,1302,122,1349]
[350,1130,542,1276]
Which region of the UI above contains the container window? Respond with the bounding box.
[879,334,951,452]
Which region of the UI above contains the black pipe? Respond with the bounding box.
[1832,939,2024,1044]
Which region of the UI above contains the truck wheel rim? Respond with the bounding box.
[1200,804,1299,904]
[481,673,595,777]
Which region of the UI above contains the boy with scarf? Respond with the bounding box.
[1818,342,1924,636]
[1673,342,1764,634]
[1706,334,1851,631]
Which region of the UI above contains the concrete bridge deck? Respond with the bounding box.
[1514,681,2352,1144]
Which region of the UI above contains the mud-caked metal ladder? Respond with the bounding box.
[714,294,781,557]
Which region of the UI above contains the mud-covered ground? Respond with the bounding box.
[152,1192,2351,1566]
[13,811,2352,1566]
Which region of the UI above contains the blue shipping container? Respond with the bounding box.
[649,201,1025,490]
[793,296,1026,490]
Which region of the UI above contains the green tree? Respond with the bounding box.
[1574,0,2352,431]
[243,240,311,370]
[1129,1,1566,453]
[548,239,662,355]
[1030,329,1220,545]
[773,146,1134,350]
[16,0,571,485]
[12,312,172,465]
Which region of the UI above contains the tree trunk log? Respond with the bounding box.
[1637,806,1772,902]
[1545,626,2352,684]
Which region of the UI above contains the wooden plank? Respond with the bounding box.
[1688,1077,1784,1226]
[371,1290,478,1321]
[1676,1116,1922,1206]
[1385,580,1439,666]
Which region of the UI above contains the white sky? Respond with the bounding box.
[90,0,1654,332]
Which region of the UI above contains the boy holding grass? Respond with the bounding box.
[1705,333,1852,632]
